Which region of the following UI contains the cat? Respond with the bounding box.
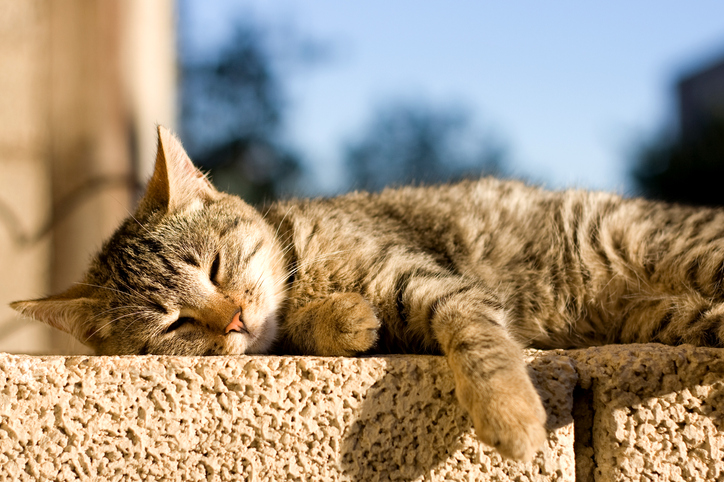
[11,126,724,462]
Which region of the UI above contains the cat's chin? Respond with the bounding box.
[243,328,277,355]
[223,314,278,355]
[250,312,279,353]
[222,335,271,355]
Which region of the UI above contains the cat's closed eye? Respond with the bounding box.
[165,316,194,334]
[209,252,221,285]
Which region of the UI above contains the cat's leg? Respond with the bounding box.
[437,295,547,461]
[281,292,381,356]
[397,274,547,461]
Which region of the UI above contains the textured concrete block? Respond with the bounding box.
[0,353,577,482]
[570,344,724,482]
[5,345,721,481]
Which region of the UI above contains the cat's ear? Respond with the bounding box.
[137,125,218,217]
[10,284,103,346]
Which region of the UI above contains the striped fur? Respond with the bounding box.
[12,127,724,460]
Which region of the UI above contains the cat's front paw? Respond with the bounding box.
[316,292,381,356]
[454,363,547,461]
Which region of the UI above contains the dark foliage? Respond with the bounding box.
[179,21,301,204]
[344,101,506,192]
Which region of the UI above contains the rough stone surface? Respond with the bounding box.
[1,345,723,481]
[568,344,724,482]
[0,353,576,482]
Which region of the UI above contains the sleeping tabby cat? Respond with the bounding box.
[12,127,724,461]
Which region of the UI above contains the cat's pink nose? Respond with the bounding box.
[225,310,246,334]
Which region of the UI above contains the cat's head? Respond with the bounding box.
[11,126,288,355]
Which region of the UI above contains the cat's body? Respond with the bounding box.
[270,178,724,355]
[12,127,724,462]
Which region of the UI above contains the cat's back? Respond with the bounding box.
[269,177,598,272]
[272,177,617,253]
[371,176,556,231]
[346,177,582,253]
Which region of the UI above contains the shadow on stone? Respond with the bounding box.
[338,356,468,481]
[568,344,724,482]
[339,353,578,481]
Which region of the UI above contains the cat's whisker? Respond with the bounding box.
[291,248,356,270]
[260,204,274,222]
[272,206,293,241]
[85,305,139,325]
[252,270,266,294]
[110,192,153,236]
[114,280,162,305]
[121,313,157,338]
[116,311,150,336]
[116,282,163,308]
[75,282,126,296]
[85,310,146,341]
[292,248,357,270]
[270,267,300,291]
[273,239,296,262]
[267,248,358,292]
[73,282,156,306]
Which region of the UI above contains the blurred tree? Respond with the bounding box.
[179,19,316,204]
[633,118,724,206]
[344,101,506,192]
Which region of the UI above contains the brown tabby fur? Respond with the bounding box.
[12,127,724,461]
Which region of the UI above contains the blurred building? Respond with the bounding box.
[678,55,724,139]
[0,1,175,354]
[633,51,724,206]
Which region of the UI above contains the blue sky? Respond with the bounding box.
[182,1,724,195]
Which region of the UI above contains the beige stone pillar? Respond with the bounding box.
[0,0,176,354]
[0,1,53,354]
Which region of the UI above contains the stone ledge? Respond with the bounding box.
[0,345,722,481]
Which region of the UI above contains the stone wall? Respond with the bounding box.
[1,344,722,481]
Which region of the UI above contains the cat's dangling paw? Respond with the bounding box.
[453,363,547,461]
[316,292,381,356]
